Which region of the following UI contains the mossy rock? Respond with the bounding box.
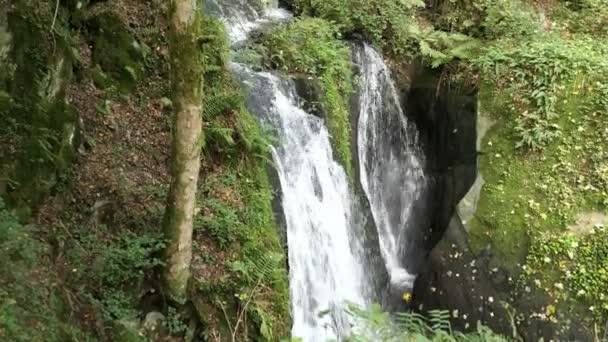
[1,1,79,213]
[87,12,144,91]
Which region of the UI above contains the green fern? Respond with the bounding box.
[202,91,243,120]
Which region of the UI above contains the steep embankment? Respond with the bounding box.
[0,0,289,340]
[412,1,608,340]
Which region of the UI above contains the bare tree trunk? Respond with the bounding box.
[163,0,204,303]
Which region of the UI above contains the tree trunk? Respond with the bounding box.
[163,0,204,303]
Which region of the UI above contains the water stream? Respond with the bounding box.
[232,64,369,341]
[354,44,427,292]
[207,1,427,340]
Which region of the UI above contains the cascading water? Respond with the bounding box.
[354,44,427,293]
[207,2,371,339]
[206,1,428,339]
[231,64,370,341]
[205,0,291,44]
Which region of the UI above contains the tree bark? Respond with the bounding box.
[163,0,204,303]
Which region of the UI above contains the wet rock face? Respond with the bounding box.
[412,217,514,335]
[404,67,594,341]
[413,215,595,341]
[382,62,478,277]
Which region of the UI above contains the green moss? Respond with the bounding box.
[88,12,145,92]
[262,18,354,181]
[192,157,290,341]
[470,69,608,322]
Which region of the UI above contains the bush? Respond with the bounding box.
[0,199,93,341]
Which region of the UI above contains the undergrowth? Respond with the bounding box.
[295,0,479,67]
[190,16,290,342]
[0,199,94,341]
[524,227,608,321]
[347,304,509,341]
[466,0,608,328]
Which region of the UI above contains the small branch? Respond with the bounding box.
[50,0,60,33]
[232,278,263,342]
[218,300,235,339]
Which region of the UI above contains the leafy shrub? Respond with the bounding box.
[295,0,478,66]
[64,227,165,321]
[0,199,93,341]
[479,0,541,39]
[556,0,608,35]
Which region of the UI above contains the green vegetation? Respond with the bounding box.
[1,0,78,214]
[88,12,146,91]
[189,15,290,341]
[2,0,608,338]
[295,0,478,66]
[524,228,608,321]
[0,199,94,341]
[347,304,508,341]
[463,0,608,325]
[262,18,354,179]
[1,1,289,341]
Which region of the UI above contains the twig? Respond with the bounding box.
[50,0,60,33]
[219,300,235,340]
[232,278,263,342]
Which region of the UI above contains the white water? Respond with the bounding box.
[232,64,369,341]
[208,1,429,339]
[355,44,426,290]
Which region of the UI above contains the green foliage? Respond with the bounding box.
[263,18,354,179]
[0,199,93,341]
[88,12,145,91]
[469,0,608,328]
[1,2,79,211]
[63,226,165,321]
[164,306,188,336]
[346,304,509,341]
[554,0,608,35]
[524,228,608,320]
[190,18,290,340]
[201,17,272,160]
[194,160,290,340]
[478,0,541,39]
[475,37,608,150]
[295,0,478,66]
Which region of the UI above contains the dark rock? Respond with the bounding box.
[412,216,515,337]
[85,11,144,91]
[414,215,595,341]
[293,76,326,119]
[2,1,79,214]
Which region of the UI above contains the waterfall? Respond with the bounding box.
[205,0,291,44]
[354,44,427,292]
[206,1,428,338]
[231,64,370,341]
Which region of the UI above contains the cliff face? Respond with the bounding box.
[1,1,79,216]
